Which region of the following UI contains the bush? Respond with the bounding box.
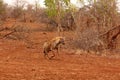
[74,28,105,52]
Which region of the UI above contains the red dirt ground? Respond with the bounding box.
[0,20,120,80]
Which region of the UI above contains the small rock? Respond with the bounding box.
[31,68,36,71]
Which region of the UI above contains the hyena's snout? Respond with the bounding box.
[61,39,65,45]
[62,41,65,45]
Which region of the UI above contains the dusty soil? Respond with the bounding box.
[0,20,120,80]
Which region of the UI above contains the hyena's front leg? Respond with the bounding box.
[56,47,60,56]
[44,54,50,59]
[44,53,50,59]
[44,50,50,59]
[50,50,55,59]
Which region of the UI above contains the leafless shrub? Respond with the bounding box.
[0,2,8,21]
[64,13,76,31]
[74,28,105,52]
[12,24,31,32]
[44,24,56,32]
[10,24,31,39]
[42,19,57,31]
[69,0,120,53]
[11,0,27,19]
[3,24,33,48]
[0,19,37,48]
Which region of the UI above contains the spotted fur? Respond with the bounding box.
[43,37,65,59]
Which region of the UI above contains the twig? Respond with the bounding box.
[0,30,16,39]
[99,25,120,37]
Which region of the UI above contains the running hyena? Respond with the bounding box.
[43,36,65,59]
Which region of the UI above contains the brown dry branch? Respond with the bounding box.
[99,25,120,49]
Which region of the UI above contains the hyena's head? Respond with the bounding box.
[58,37,65,45]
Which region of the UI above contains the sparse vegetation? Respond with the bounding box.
[0,0,120,79]
[44,0,70,35]
[0,0,119,53]
[70,0,120,53]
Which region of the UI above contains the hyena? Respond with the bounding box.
[43,36,65,59]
